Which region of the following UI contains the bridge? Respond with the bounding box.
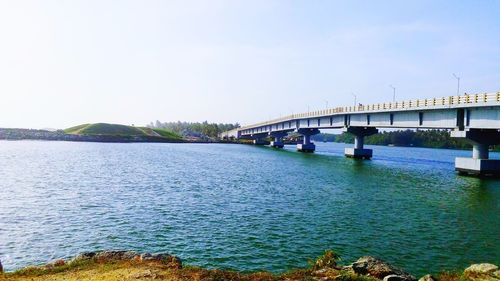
[221,92,500,177]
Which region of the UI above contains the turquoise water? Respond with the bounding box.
[0,141,498,275]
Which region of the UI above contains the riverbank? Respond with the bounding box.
[0,250,498,281]
[0,128,186,143]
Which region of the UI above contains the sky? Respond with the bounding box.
[0,1,499,129]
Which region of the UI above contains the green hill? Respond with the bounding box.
[64,123,183,140]
[64,123,147,136]
[63,123,91,134]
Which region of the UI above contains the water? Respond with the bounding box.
[0,141,498,275]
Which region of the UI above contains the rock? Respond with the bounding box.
[342,264,354,273]
[139,253,154,261]
[95,250,139,261]
[464,263,500,281]
[71,251,98,263]
[465,264,498,274]
[69,250,181,269]
[349,256,416,281]
[46,259,66,268]
[384,275,410,281]
[128,270,160,279]
[140,253,182,268]
[418,274,436,281]
[0,258,3,273]
[313,268,329,275]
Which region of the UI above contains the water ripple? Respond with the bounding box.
[0,141,498,276]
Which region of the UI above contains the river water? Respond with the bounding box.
[0,141,498,275]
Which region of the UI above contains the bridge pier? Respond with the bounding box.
[251,133,268,145]
[253,139,267,145]
[269,132,288,148]
[296,128,320,153]
[451,129,500,177]
[344,127,378,159]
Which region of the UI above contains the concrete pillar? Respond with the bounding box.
[251,134,268,145]
[270,136,284,148]
[269,131,289,148]
[472,143,489,159]
[296,128,320,152]
[344,127,378,159]
[451,129,500,177]
[354,135,364,149]
[303,134,311,145]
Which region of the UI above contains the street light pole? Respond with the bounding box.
[351,92,357,107]
[453,73,460,95]
[324,100,328,110]
[389,85,396,102]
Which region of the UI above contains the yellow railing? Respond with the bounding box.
[236,92,500,132]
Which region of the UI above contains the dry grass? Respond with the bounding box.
[0,260,374,281]
[436,271,468,281]
[0,260,174,281]
[0,252,472,281]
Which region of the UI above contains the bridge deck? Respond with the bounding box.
[222,93,500,138]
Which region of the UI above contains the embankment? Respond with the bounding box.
[0,250,498,281]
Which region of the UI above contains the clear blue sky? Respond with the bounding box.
[0,0,499,129]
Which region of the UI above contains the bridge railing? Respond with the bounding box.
[236,92,500,131]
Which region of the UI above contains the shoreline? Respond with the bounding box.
[1,128,497,153]
[1,138,499,155]
[0,128,186,143]
[0,250,497,281]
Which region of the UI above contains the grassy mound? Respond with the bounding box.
[63,123,184,142]
[65,123,147,136]
[63,124,91,134]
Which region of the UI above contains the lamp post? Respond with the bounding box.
[453,73,460,95]
[389,85,396,102]
[324,100,329,110]
[351,92,357,107]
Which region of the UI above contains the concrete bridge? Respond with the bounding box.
[221,93,500,176]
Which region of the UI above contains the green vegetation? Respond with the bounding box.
[436,271,468,281]
[335,129,478,150]
[311,133,336,142]
[0,250,489,281]
[311,250,341,270]
[63,124,90,134]
[137,127,183,140]
[65,123,148,136]
[64,123,183,140]
[335,272,377,281]
[149,120,239,139]
[8,259,94,277]
[151,128,184,140]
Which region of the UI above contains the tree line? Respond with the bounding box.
[335,129,500,150]
[148,120,239,139]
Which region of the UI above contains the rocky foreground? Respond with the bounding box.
[0,250,498,281]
